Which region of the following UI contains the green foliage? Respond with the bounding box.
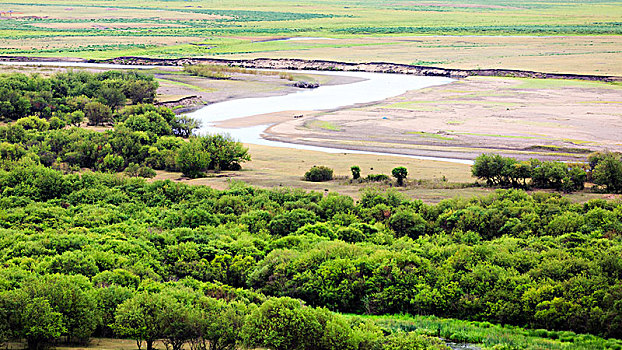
[383,331,448,350]
[192,297,249,350]
[0,112,244,176]
[472,153,587,192]
[0,71,156,122]
[351,165,361,180]
[388,209,426,238]
[391,167,408,186]
[366,174,389,182]
[0,164,622,347]
[304,165,334,182]
[113,292,181,350]
[242,297,322,350]
[592,153,622,193]
[22,298,66,350]
[84,101,112,126]
[176,138,210,178]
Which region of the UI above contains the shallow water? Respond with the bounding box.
[187,70,473,164]
[0,60,472,164]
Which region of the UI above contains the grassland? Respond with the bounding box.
[0,0,621,74]
[366,314,622,350]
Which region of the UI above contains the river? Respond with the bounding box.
[185,70,473,165]
[0,60,472,165]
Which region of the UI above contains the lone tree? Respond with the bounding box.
[392,166,408,186]
[304,166,333,182]
[350,165,361,180]
[592,154,622,193]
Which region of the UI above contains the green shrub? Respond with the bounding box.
[351,165,361,180]
[304,166,333,182]
[367,174,389,182]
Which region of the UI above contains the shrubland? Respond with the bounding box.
[473,153,622,194]
[0,70,250,177]
[0,159,622,348]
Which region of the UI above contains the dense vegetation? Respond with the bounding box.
[0,71,250,177]
[0,159,621,348]
[0,71,158,122]
[472,153,622,193]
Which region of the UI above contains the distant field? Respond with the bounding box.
[0,0,621,74]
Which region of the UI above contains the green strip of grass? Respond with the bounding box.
[354,314,622,350]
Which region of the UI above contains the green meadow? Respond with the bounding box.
[0,0,621,59]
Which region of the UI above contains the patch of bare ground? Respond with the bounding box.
[151,143,479,203]
[262,77,622,161]
[151,144,618,204]
[155,69,364,111]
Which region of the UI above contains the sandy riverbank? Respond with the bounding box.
[213,76,622,162]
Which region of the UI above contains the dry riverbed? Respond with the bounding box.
[259,76,622,161]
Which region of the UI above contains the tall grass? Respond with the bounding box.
[183,64,294,80]
[354,314,622,350]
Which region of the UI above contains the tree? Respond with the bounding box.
[472,153,505,186]
[84,101,112,126]
[123,80,158,104]
[99,86,126,110]
[199,134,250,171]
[113,292,179,350]
[101,154,125,172]
[593,155,622,193]
[191,297,249,350]
[160,303,194,350]
[388,209,427,238]
[91,285,134,337]
[48,116,65,130]
[242,298,322,350]
[351,165,361,180]
[392,166,408,186]
[22,275,99,344]
[21,298,66,350]
[176,138,210,178]
[68,110,85,126]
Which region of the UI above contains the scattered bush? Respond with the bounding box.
[367,174,389,182]
[392,166,408,186]
[304,166,333,182]
[351,165,361,180]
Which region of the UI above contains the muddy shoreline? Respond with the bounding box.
[1,55,620,82]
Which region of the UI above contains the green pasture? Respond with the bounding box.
[0,0,620,58]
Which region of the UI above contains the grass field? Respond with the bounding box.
[1,0,621,74]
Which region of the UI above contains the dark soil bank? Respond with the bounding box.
[1,55,620,82]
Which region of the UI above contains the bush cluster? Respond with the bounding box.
[473,153,622,193]
[304,166,334,182]
[0,165,621,344]
[0,113,248,177]
[0,71,157,123]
